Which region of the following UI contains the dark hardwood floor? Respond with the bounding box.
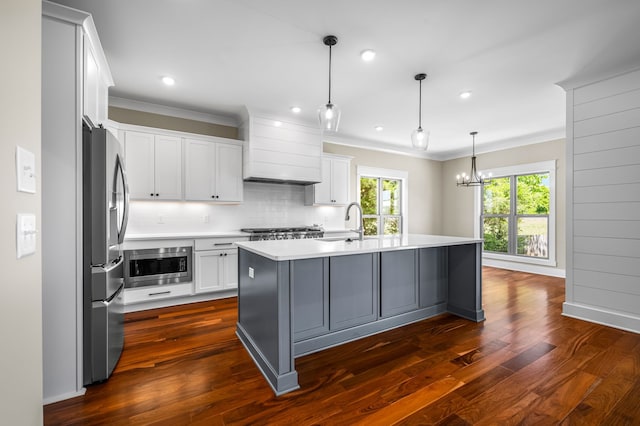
[44,267,640,425]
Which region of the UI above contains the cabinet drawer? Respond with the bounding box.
[194,237,248,251]
[124,283,193,305]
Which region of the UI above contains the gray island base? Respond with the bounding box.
[235,235,485,395]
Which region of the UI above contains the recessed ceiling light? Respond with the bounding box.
[459,91,472,99]
[273,121,282,127]
[374,125,384,132]
[162,76,175,86]
[360,49,376,61]
[290,106,301,114]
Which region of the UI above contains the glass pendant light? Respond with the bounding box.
[318,35,341,133]
[411,73,429,150]
[456,131,492,186]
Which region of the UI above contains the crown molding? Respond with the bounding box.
[108,97,239,127]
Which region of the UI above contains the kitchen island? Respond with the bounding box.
[235,234,484,395]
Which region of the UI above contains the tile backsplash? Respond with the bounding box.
[126,182,348,234]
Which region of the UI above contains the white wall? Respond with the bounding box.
[0,0,43,423]
[561,67,640,333]
[323,143,443,234]
[441,139,566,275]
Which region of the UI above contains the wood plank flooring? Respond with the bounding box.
[44,267,640,425]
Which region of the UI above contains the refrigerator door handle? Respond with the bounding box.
[115,153,129,245]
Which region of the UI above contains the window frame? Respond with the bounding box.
[357,166,409,236]
[474,160,556,267]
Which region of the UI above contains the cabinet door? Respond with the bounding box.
[314,157,332,204]
[330,158,350,205]
[419,247,448,308]
[83,39,99,126]
[194,251,223,293]
[223,249,239,288]
[329,253,378,331]
[292,258,329,341]
[124,131,155,200]
[154,135,183,200]
[215,143,243,202]
[185,139,215,201]
[380,250,419,317]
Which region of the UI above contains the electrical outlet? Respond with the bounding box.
[157,215,164,224]
[203,215,210,223]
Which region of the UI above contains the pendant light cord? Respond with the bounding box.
[328,44,332,104]
[418,79,422,128]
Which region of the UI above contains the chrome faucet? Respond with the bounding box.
[345,202,364,241]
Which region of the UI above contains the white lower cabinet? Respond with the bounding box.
[124,283,193,305]
[195,249,239,293]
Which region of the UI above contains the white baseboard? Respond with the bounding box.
[563,302,640,334]
[43,387,86,406]
[483,258,566,278]
[124,289,237,313]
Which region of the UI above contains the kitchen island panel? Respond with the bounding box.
[236,250,298,395]
[329,253,379,331]
[419,247,448,308]
[447,243,485,322]
[291,258,329,341]
[380,249,419,318]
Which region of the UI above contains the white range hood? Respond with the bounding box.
[239,107,322,185]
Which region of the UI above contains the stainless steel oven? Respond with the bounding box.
[124,247,192,288]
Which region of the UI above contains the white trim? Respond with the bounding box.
[43,388,86,406]
[475,160,557,268]
[109,96,239,127]
[106,120,242,146]
[484,258,565,278]
[562,302,640,334]
[356,166,409,236]
[438,129,566,161]
[324,134,432,159]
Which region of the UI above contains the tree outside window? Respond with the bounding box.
[482,172,550,258]
[360,176,401,236]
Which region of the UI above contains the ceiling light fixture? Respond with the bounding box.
[411,73,429,150]
[456,131,491,187]
[460,91,472,99]
[273,121,282,127]
[374,125,384,132]
[162,76,175,86]
[360,49,376,61]
[290,106,301,114]
[318,35,341,134]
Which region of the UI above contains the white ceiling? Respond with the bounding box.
[50,0,640,159]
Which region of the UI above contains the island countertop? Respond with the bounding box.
[235,234,482,261]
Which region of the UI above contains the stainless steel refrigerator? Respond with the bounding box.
[82,121,129,385]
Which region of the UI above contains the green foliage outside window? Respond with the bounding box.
[483,172,550,257]
[360,177,401,236]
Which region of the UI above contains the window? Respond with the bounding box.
[477,161,556,267]
[357,166,408,236]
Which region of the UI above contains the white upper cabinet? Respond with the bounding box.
[125,131,182,200]
[184,138,243,202]
[305,154,351,205]
[82,24,111,126]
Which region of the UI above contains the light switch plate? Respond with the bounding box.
[16,146,36,193]
[17,213,37,258]
[248,267,255,279]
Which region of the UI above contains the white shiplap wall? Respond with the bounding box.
[562,68,640,333]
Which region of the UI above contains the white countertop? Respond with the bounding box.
[236,234,482,261]
[125,231,250,241]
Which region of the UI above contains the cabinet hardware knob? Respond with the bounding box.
[211,195,215,198]
[156,193,159,196]
[150,193,154,196]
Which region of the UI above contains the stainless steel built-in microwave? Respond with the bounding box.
[124,247,192,288]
